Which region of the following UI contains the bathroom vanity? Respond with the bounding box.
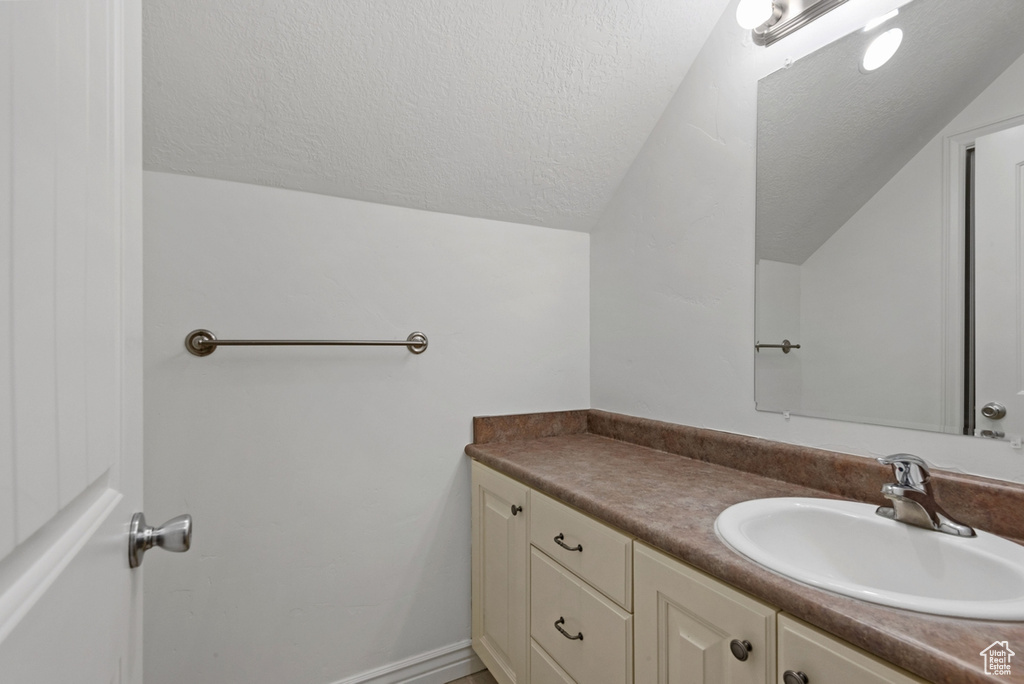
[468,410,1024,684]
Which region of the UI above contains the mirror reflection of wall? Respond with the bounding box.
[754,0,1024,438]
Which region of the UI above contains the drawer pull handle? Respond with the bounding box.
[783,671,809,684]
[729,639,752,661]
[511,505,523,516]
[554,533,583,552]
[554,617,583,641]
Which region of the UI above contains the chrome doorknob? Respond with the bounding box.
[981,402,1007,420]
[129,512,192,568]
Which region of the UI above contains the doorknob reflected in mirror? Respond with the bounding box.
[981,402,1007,420]
[129,512,192,568]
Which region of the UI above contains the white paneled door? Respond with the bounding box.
[0,0,142,681]
[975,124,1024,442]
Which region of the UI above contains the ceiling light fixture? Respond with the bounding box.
[861,28,903,72]
[736,0,778,30]
[739,0,850,47]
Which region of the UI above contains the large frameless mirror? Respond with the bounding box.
[754,0,1024,440]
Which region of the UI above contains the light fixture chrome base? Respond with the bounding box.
[752,0,850,47]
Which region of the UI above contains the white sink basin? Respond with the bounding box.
[714,497,1024,620]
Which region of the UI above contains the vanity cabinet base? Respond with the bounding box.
[471,462,932,684]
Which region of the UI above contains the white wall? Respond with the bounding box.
[143,171,589,684]
[754,260,802,412]
[590,0,1024,483]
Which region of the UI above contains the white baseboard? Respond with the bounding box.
[332,639,486,684]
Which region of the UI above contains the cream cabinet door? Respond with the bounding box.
[777,614,927,684]
[472,461,530,684]
[634,542,777,684]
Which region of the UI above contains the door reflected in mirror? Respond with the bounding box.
[754,0,1024,438]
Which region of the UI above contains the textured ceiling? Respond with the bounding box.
[142,0,732,232]
[756,0,1024,264]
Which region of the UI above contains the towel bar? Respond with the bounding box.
[184,329,428,357]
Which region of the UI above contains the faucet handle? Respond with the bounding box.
[877,453,931,488]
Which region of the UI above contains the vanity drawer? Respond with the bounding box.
[530,547,632,684]
[530,640,576,684]
[530,490,633,610]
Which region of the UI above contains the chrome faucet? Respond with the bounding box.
[875,454,976,537]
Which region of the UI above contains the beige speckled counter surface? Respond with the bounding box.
[466,411,1024,684]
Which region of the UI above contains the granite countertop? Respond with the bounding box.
[466,412,1024,684]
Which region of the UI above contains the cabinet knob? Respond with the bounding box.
[783,671,809,684]
[511,505,522,516]
[729,639,752,661]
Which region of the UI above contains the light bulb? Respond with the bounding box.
[862,28,903,72]
[736,0,775,30]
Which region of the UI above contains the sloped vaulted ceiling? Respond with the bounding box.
[142,0,733,232]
